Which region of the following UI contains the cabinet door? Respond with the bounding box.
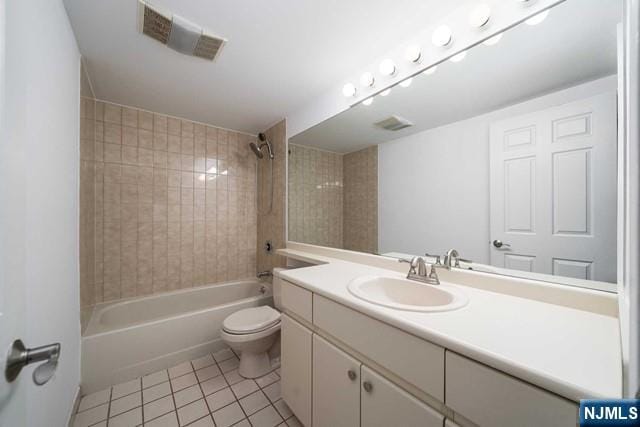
[313,335,361,427]
[361,366,444,427]
[281,314,312,427]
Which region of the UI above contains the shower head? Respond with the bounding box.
[250,134,274,159]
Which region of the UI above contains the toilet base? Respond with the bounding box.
[239,352,279,378]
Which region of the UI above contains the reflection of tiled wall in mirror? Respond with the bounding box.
[344,146,378,254]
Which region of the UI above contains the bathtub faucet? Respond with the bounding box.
[256,270,272,278]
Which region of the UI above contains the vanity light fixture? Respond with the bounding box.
[432,25,453,47]
[399,78,413,88]
[362,97,374,106]
[482,33,503,46]
[450,51,467,63]
[380,88,392,96]
[342,83,357,97]
[423,65,437,75]
[379,59,397,76]
[360,72,375,87]
[469,4,491,28]
[405,45,422,63]
[525,9,549,26]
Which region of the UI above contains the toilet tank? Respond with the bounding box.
[272,268,286,310]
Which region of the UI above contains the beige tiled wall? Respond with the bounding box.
[343,146,378,253]
[288,144,343,248]
[257,120,287,273]
[82,100,258,305]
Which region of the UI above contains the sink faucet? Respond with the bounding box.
[398,256,440,285]
[443,249,472,269]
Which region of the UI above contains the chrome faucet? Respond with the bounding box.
[398,256,440,285]
[443,249,472,269]
[257,270,272,278]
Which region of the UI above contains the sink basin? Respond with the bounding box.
[347,276,468,312]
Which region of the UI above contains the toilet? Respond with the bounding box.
[220,269,284,378]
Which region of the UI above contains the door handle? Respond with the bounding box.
[492,239,511,249]
[5,339,61,385]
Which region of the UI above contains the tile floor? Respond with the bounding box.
[74,347,301,427]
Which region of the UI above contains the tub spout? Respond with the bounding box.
[256,271,272,278]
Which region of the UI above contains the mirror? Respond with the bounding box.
[288,0,622,292]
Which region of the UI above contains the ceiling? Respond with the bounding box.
[62,0,465,134]
[292,0,622,153]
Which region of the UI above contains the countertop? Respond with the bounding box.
[278,250,622,402]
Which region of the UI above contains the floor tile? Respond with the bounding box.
[249,405,283,427]
[77,388,110,412]
[112,378,141,399]
[212,348,234,363]
[223,369,244,385]
[218,357,240,373]
[262,381,281,403]
[110,391,142,417]
[144,395,175,422]
[143,381,172,404]
[168,361,193,379]
[109,407,142,427]
[191,354,215,371]
[188,415,215,427]
[239,390,270,416]
[273,399,292,420]
[195,364,221,382]
[177,399,209,426]
[234,420,251,427]
[200,375,228,396]
[173,384,203,408]
[144,411,179,427]
[170,372,197,392]
[286,415,303,427]
[205,387,236,412]
[143,370,169,389]
[255,372,279,389]
[231,379,259,399]
[73,403,109,427]
[212,402,246,427]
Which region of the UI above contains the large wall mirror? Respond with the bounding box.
[288,0,622,292]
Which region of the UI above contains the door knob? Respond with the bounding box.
[5,339,61,385]
[492,239,511,249]
[362,381,373,393]
[347,369,357,381]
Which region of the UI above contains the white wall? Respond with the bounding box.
[378,76,616,262]
[6,0,82,425]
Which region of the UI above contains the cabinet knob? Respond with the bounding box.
[347,369,357,381]
[362,381,373,393]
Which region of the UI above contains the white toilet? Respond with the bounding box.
[220,269,284,378]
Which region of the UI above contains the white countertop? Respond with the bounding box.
[278,252,622,402]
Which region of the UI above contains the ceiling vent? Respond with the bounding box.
[137,1,227,61]
[374,115,414,131]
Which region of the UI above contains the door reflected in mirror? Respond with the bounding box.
[288,0,622,292]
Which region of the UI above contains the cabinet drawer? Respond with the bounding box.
[281,279,313,323]
[446,351,578,427]
[314,294,445,401]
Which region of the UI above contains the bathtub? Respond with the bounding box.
[81,279,272,394]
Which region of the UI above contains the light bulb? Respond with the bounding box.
[469,4,491,28]
[432,25,452,47]
[525,10,549,26]
[483,33,503,46]
[379,59,396,76]
[380,89,391,97]
[362,97,374,106]
[450,51,467,63]
[342,83,357,97]
[423,66,437,75]
[399,78,413,88]
[360,72,375,87]
[405,45,421,63]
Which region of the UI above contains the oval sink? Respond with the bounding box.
[347,276,468,312]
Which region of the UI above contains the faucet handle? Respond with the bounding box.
[425,253,442,265]
[398,257,418,274]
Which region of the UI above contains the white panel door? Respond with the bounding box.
[281,314,312,427]
[490,92,617,282]
[312,335,360,427]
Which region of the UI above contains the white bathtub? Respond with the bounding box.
[81,279,272,394]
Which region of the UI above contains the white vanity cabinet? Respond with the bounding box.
[281,314,312,427]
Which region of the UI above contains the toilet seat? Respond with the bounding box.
[222,306,281,335]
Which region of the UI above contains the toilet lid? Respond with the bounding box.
[223,306,281,334]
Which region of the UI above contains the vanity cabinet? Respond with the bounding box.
[312,335,361,427]
[281,314,312,427]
